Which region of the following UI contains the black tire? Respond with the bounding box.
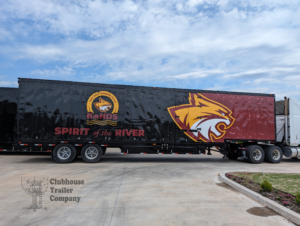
[102,147,107,156]
[53,144,77,163]
[263,146,271,162]
[81,144,102,163]
[265,146,283,163]
[246,145,264,164]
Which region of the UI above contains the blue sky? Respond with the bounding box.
[0,0,300,101]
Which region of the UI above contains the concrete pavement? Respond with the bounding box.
[0,149,299,226]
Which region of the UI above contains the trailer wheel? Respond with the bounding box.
[53,144,77,163]
[247,145,264,164]
[265,146,283,163]
[81,144,102,163]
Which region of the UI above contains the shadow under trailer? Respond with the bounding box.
[0,78,299,164]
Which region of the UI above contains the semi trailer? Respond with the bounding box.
[0,78,299,164]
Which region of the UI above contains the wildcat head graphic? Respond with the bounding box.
[168,93,235,142]
[93,97,112,113]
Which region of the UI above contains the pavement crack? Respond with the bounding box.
[107,155,128,226]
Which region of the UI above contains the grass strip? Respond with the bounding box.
[235,173,300,196]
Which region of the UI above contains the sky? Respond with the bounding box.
[0,0,300,101]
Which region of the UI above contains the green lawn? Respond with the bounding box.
[234,173,300,196]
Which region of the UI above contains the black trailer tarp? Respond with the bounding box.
[0,88,18,146]
[16,78,276,148]
[17,79,177,143]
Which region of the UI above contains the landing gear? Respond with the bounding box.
[207,147,212,155]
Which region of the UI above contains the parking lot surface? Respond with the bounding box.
[0,149,299,226]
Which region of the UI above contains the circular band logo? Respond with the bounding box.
[87,91,119,114]
[86,91,119,126]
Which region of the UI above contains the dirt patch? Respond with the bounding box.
[247,207,278,217]
[216,182,238,193]
[226,173,300,215]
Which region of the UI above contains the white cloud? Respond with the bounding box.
[187,0,206,7]
[0,28,11,40]
[0,0,300,101]
[244,75,300,88]
[0,76,18,87]
[0,81,17,86]
[163,69,224,80]
[30,67,75,77]
[224,67,298,79]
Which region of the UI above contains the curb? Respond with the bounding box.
[219,172,300,225]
